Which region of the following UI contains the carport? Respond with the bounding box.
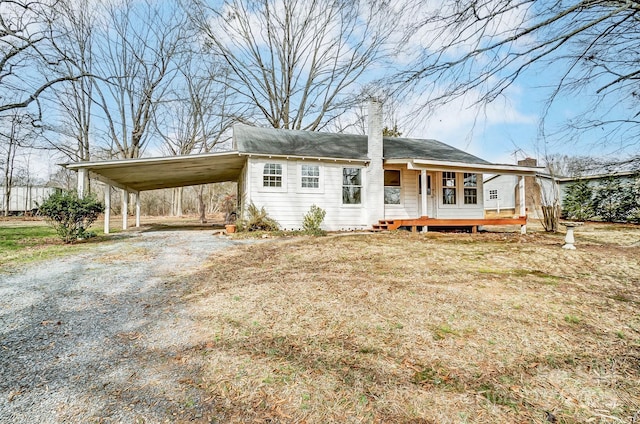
[64,151,247,234]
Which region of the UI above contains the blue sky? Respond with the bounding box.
[21,0,640,179]
[386,0,640,167]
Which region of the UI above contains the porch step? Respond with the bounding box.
[372,220,401,231]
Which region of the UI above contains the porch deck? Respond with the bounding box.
[372,216,527,233]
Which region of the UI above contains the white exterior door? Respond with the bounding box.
[418,172,437,218]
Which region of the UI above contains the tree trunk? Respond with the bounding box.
[3,186,9,217]
[198,185,206,224]
[541,205,559,232]
[171,187,183,217]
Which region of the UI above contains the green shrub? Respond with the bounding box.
[38,191,105,243]
[626,177,640,223]
[562,180,593,221]
[591,177,639,222]
[302,204,326,236]
[236,203,279,232]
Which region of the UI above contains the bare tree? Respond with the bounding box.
[0,0,87,116]
[0,113,38,215]
[187,0,394,131]
[400,0,640,148]
[48,0,95,164]
[92,0,189,159]
[155,58,236,219]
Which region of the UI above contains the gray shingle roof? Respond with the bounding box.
[234,124,368,160]
[234,124,490,165]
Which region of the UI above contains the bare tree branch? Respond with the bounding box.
[0,0,86,116]
[399,0,640,146]
[187,0,394,131]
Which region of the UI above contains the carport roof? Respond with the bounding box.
[64,151,247,192]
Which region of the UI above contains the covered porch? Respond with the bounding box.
[381,158,540,234]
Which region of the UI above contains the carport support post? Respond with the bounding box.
[122,190,128,230]
[104,184,111,234]
[77,168,87,197]
[135,192,141,228]
[519,176,527,234]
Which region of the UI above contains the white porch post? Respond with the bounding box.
[77,168,87,197]
[104,184,111,234]
[421,169,428,218]
[519,176,527,234]
[135,192,141,228]
[122,189,128,230]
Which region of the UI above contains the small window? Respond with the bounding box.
[263,163,282,187]
[301,164,319,188]
[384,170,401,204]
[463,173,478,204]
[442,171,456,204]
[342,167,361,204]
[489,189,498,200]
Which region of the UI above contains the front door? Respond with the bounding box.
[418,172,436,217]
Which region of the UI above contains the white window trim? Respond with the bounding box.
[257,160,288,193]
[341,166,364,207]
[440,171,458,208]
[384,168,403,206]
[438,172,483,209]
[296,162,324,194]
[463,172,479,205]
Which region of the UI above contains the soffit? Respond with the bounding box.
[64,152,246,192]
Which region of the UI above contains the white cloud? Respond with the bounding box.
[394,83,538,162]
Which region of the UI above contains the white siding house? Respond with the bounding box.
[232,99,503,231]
[65,100,540,234]
[484,172,558,219]
[483,174,519,216]
[243,158,369,230]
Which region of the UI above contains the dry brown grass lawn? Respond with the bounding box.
[184,224,640,423]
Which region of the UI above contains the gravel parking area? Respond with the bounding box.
[0,229,252,423]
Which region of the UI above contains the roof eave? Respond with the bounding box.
[62,150,243,170]
[556,170,639,182]
[386,158,542,175]
[240,152,369,163]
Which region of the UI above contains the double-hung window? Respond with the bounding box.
[442,171,457,205]
[463,173,478,204]
[342,167,362,204]
[489,189,498,200]
[263,163,282,187]
[301,164,319,188]
[384,170,401,204]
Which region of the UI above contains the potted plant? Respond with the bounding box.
[222,194,237,234]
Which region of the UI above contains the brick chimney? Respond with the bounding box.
[367,98,384,225]
[517,158,537,167]
[516,157,542,218]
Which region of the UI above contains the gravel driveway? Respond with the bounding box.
[0,229,252,423]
